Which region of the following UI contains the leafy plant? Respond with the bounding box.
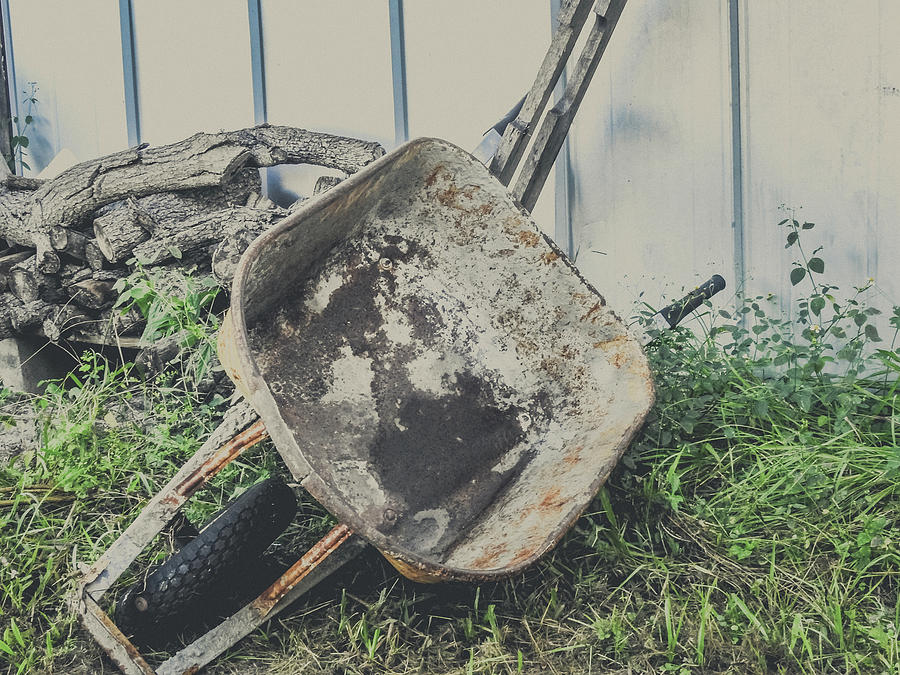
[5,81,38,173]
[113,265,222,385]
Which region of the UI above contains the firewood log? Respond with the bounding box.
[8,256,65,303]
[25,125,384,231]
[92,197,155,263]
[0,293,23,339]
[132,206,285,267]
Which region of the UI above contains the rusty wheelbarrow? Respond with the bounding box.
[71,1,725,672]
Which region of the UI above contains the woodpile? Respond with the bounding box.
[0,125,384,352]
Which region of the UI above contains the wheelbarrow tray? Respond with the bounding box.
[224,137,653,582]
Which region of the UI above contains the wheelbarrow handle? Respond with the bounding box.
[473,96,527,166]
[658,274,727,329]
[488,95,527,137]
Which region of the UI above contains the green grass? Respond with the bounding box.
[1,223,898,674]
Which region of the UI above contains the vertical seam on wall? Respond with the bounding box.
[389,0,408,146]
[118,0,140,146]
[550,0,573,257]
[247,0,268,196]
[248,0,267,126]
[1,0,18,171]
[867,0,880,283]
[728,0,745,302]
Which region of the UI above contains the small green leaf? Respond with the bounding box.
[808,257,824,273]
[777,218,791,227]
[790,267,807,285]
[810,296,825,316]
[785,232,799,247]
[18,136,29,148]
[801,221,815,229]
[864,324,882,342]
[24,114,33,124]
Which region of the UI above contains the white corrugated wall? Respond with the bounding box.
[4,0,898,326]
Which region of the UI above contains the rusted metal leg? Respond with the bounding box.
[156,526,366,675]
[77,403,264,599]
[70,402,267,673]
[80,595,155,675]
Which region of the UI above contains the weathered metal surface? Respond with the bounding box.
[251,522,352,616]
[155,533,368,675]
[78,595,155,675]
[229,138,654,582]
[173,419,268,497]
[71,402,267,674]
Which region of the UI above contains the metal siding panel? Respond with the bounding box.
[741,1,898,331]
[6,0,128,172]
[131,0,255,146]
[567,0,734,318]
[259,0,394,204]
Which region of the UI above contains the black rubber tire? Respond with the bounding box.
[115,477,296,644]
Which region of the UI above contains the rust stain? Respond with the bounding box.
[385,555,443,583]
[470,542,511,570]
[593,334,629,349]
[515,339,538,356]
[174,420,268,498]
[563,445,584,466]
[508,544,540,566]
[252,523,353,616]
[502,215,524,236]
[541,251,559,264]
[581,302,603,322]
[592,334,631,368]
[475,202,494,217]
[424,165,444,188]
[85,595,155,674]
[437,183,480,209]
[540,357,562,378]
[517,230,540,248]
[539,487,567,511]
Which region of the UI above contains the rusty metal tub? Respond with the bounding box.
[222,137,653,583]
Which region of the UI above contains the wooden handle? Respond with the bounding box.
[513,0,627,213]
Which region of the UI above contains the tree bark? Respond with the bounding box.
[10,299,60,332]
[136,167,261,236]
[134,330,190,374]
[42,304,93,342]
[314,175,344,195]
[92,197,155,263]
[26,125,383,230]
[49,226,93,261]
[66,279,118,311]
[8,256,64,303]
[0,293,23,339]
[84,240,107,270]
[132,205,285,267]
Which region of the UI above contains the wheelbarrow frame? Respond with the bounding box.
[70,2,653,672]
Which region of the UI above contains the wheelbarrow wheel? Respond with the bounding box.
[114,476,297,646]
